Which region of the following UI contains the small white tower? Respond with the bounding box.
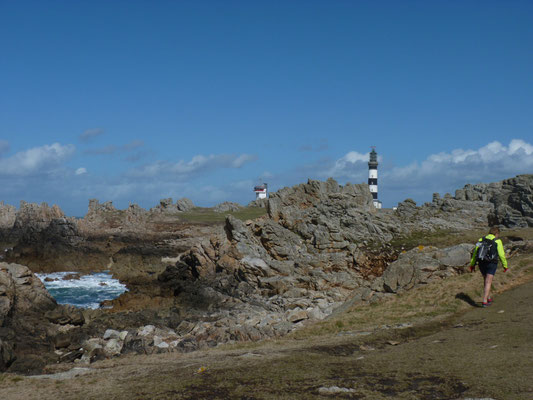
[254,183,268,200]
[368,147,382,209]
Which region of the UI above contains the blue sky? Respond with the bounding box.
[1,0,532,216]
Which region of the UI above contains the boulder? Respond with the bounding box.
[0,262,89,373]
[0,339,15,371]
[0,263,57,315]
[103,329,121,340]
[214,202,242,213]
[159,198,173,209]
[138,325,156,337]
[104,338,123,357]
[176,198,195,212]
[45,305,85,326]
[8,354,47,375]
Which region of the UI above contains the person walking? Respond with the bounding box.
[470,226,508,307]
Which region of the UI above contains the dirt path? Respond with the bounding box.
[1,279,532,399]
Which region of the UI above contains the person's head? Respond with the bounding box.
[489,226,500,238]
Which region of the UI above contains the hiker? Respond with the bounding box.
[470,226,508,307]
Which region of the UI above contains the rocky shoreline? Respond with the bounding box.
[0,174,531,374]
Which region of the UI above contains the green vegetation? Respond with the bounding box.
[390,227,533,252]
[390,228,488,251]
[177,206,267,224]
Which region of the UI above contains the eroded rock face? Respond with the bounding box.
[0,263,56,317]
[176,198,195,212]
[80,200,148,231]
[379,244,472,293]
[0,202,16,230]
[0,262,87,374]
[0,175,532,371]
[214,202,242,213]
[150,197,195,213]
[5,217,100,273]
[0,201,66,245]
[488,175,533,228]
[451,175,533,228]
[13,201,65,231]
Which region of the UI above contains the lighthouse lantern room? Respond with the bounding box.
[368,148,382,209]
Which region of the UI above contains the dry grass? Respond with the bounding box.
[389,226,533,251]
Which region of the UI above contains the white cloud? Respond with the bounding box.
[508,139,533,155]
[325,151,369,180]
[0,143,75,176]
[386,139,533,187]
[324,139,533,206]
[2,138,530,216]
[130,153,257,179]
[328,140,533,187]
[232,154,257,168]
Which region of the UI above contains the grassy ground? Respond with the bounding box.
[1,229,532,399]
[389,226,533,252]
[176,207,267,224]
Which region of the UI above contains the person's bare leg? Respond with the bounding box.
[483,273,494,304]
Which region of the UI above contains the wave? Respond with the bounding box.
[36,271,128,309]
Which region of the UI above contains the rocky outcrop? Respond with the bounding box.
[377,244,472,293]
[5,217,103,273]
[1,174,532,373]
[13,201,65,231]
[450,175,533,228]
[0,262,86,374]
[214,202,242,213]
[488,175,533,228]
[80,200,148,231]
[389,175,532,231]
[151,197,195,213]
[0,202,16,230]
[0,201,66,245]
[176,198,195,212]
[248,197,268,208]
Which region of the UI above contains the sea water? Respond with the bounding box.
[36,271,128,309]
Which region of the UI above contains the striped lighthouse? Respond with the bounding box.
[368,147,382,209]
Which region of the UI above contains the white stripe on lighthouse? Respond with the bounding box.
[368,147,381,209]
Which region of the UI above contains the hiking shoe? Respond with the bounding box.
[482,302,492,308]
[488,297,493,304]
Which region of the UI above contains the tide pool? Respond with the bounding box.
[36,271,128,309]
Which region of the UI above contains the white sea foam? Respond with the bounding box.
[36,271,128,309]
